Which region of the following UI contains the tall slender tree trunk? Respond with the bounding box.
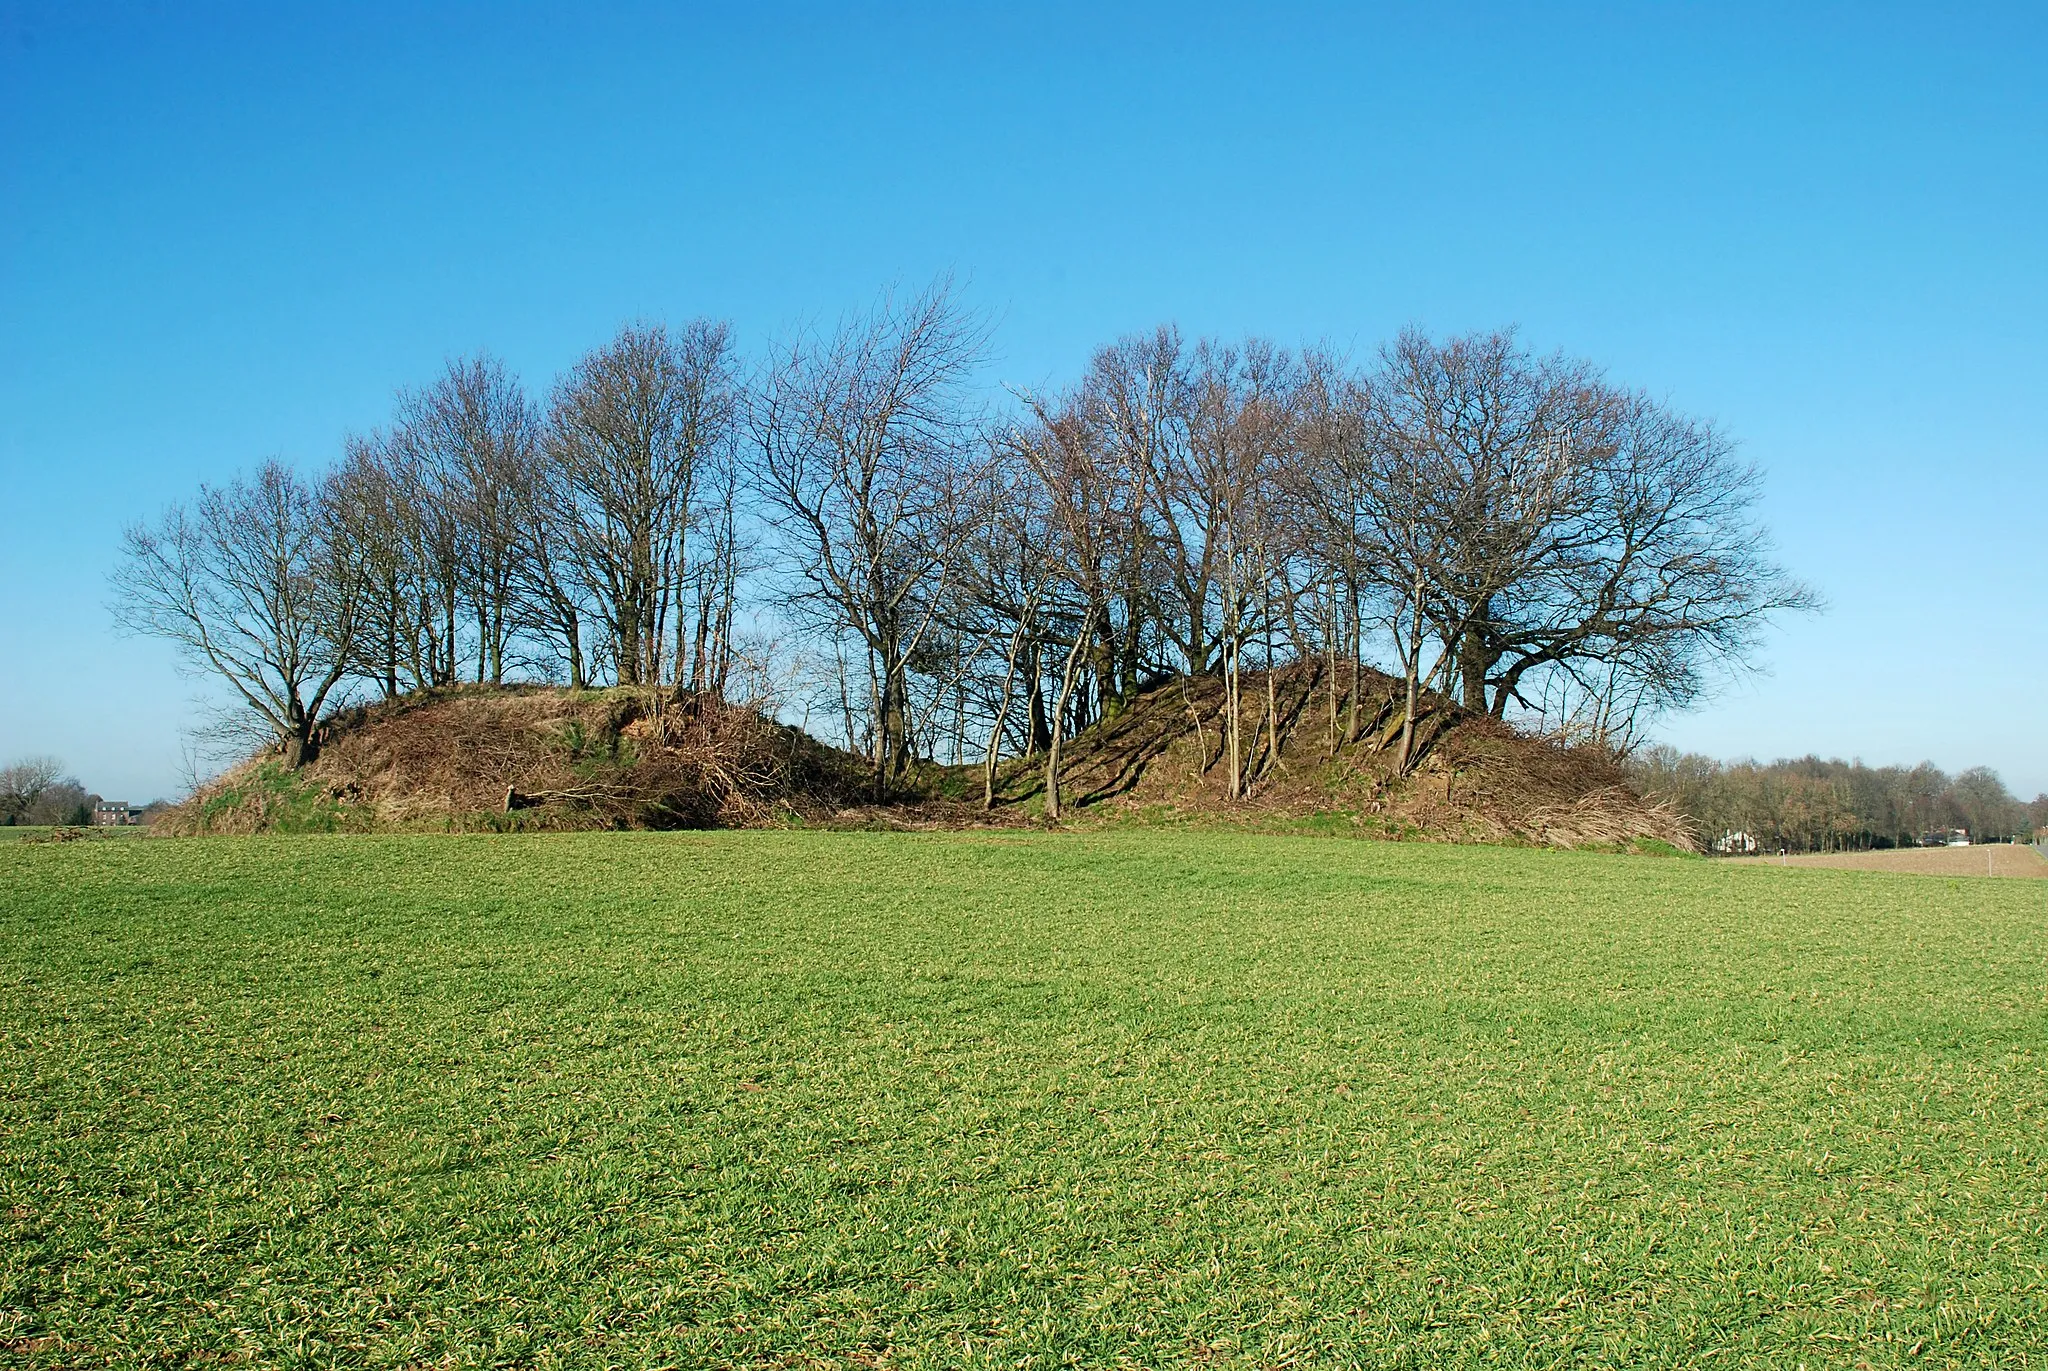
[1224,635,1242,800]
[1396,568,1427,775]
[1260,578,1280,780]
[1346,582,1361,744]
[984,619,1030,810]
[1044,609,1096,822]
[1025,644,1051,756]
[564,615,585,691]
[442,587,457,687]
[1325,585,1338,755]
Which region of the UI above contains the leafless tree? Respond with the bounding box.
[748,281,988,797]
[0,756,64,823]
[949,448,1056,808]
[1008,385,1154,817]
[1180,340,1301,795]
[328,432,427,697]
[1282,348,1373,748]
[1077,330,1182,705]
[1291,360,1450,773]
[1367,329,1815,733]
[544,321,738,688]
[506,447,593,689]
[28,777,90,826]
[1363,328,1604,715]
[683,442,750,699]
[115,461,364,768]
[390,355,539,685]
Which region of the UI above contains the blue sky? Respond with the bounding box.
[2,2,2043,802]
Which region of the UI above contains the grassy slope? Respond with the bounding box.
[2,834,2044,1368]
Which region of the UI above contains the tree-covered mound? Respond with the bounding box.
[992,661,1692,849]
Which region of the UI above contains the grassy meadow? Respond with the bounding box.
[2,832,2045,1368]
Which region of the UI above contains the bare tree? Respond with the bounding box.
[28,777,90,826]
[1181,340,1300,795]
[390,355,540,685]
[950,449,1055,808]
[544,321,737,688]
[507,446,593,689]
[115,461,364,768]
[1007,382,1155,817]
[328,433,426,698]
[1292,360,1450,774]
[684,443,750,699]
[1078,330,1183,704]
[0,756,64,824]
[1365,328,1815,733]
[749,282,988,797]
[1283,347,1374,748]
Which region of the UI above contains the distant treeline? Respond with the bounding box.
[0,756,157,826]
[1627,748,2048,852]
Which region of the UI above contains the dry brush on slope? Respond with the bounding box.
[159,686,864,835]
[996,662,1694,850]
[163,667,1691,851]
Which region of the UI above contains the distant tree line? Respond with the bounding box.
[0,756,120,826]
[116,282,1816,804]
[1628,748,2048,851]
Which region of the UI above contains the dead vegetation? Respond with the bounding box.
[995,662,1695,850]
[1728,844,2048,878]
[160,685,863,835]
[161,667,1690,849]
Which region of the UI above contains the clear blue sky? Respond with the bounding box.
[2,2,2042,802]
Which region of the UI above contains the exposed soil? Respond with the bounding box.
[1728,845,2048,878]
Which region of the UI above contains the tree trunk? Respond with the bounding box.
[1224,635,1242,800]
[1025,645,1051,756]
[1458,603,1494,713]
[984,620,1030,810]
[564,614,586,691]
[1396,571,1427,776]
[1345,584,1361,744]
[1044,609,1096,822]
[282,712,317,770]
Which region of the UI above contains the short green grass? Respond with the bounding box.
[2,833,2044,1368]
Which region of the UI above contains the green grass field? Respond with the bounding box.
[3,833,2045,1368]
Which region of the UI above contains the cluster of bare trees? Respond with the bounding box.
[118,283,1813,805]
[0,757,94,826]
[119,325,748,770]
[1629,749,2048,851]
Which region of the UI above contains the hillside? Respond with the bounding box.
[161,685,866,835]
[995,661,1692,849]
[164,667,1691,849]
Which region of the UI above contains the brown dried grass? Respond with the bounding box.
[1727,844,2048,878]
[167,667,1690,850]
[1033,663,1694,851]
[166,685,860,834]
